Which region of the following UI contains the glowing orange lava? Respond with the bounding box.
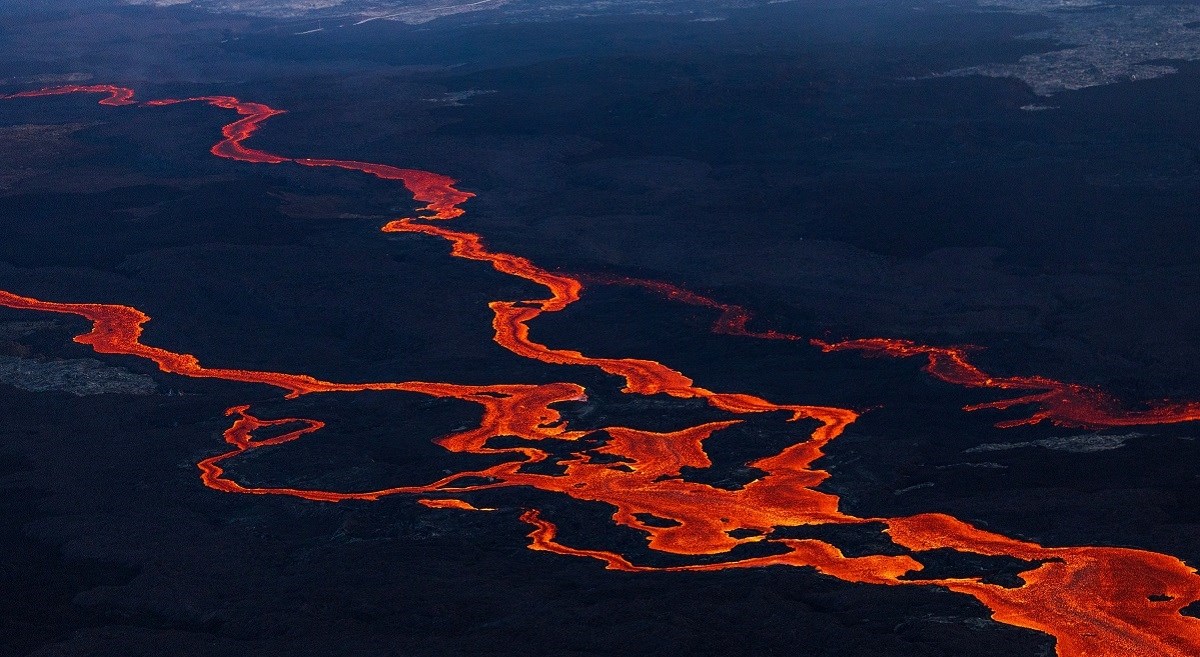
[813,337,1200,428]
[4,84,1200,656]
[578,274,803,341]
[585,273,1200,429]
[419,498,492,511]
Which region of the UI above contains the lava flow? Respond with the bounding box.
[585,273,1200,429]
[814,337,1200,428]
[4,84,1200,657]
[577,273,803,341]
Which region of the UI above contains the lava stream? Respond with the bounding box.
[587,272,1200,429]
[3,84,1200,657]
[814,337,1200,428]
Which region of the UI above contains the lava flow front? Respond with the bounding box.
[4,84,1200,657]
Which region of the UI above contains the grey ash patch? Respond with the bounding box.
[966,431,1143,454]
[423,89,497,106]
[0,356,157,396]
[939,1,1200,94]
[0,72,93,85]
[894,481,935,495]
[0,321,156,395]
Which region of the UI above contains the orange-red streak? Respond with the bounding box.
[584,273,1200,429]
[4,84,1200,657]
[578,273,802,341]
[814,337,1200,428]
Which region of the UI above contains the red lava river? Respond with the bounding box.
[4,84,1200,656]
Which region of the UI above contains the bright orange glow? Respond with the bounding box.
[583,274,1200,429]
[4,84,136,106]
[813,337,1200,428]
[419,498,493,511]
[4,84,1200,657]
[579,274,802,341]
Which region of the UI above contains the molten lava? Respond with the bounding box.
[585,273,1200,429]
[4,84,1200,656]
[577,274,803,341]
[813,337,1200,428]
